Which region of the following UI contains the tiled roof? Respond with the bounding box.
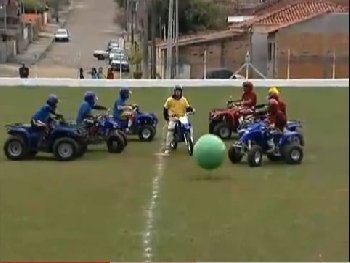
[237,0,348,32]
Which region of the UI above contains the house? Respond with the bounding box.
[238,0,349,78]
[0,0,44,63]
[0,0,21,62]
[156,29,250,79]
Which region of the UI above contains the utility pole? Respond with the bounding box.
[142,0,149,79]
[150,0,157,79]
[125,0,129,42]
[131,0,135,44]
[166,0,174,79]
[175,0,179,78]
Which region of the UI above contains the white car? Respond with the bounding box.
[54,29,69,42]
[109,48,124,63]
[111,53,129,72]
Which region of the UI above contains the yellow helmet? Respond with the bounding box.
[268,86,280,95]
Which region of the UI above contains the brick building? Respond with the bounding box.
[156,29,250,79]
[235,0,349,78]
[156,0,349,79]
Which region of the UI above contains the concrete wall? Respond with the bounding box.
[251,29,268,76]
[0,40,15,63]
[178,34,250,78]
[272,13,349,78]
[283,13,349,33]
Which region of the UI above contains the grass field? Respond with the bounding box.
[0,86,348,261]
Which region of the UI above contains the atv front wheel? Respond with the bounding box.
[213,122,232,140]
[4,136,28,161]
[247,145,263,167]
[138,125,156,142]
[283,143,303,165]
[53,137,79,161]
[228,146,243,164]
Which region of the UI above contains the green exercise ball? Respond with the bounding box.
[194,134,226,170]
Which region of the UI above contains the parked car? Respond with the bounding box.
[204,68,244,79]
[109,47,124,64]
[107,40,120,51]
[111,53,129,72]
[93,50,109,60]
[54,28,69,42]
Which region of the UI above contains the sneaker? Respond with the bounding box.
[163,149,170,155]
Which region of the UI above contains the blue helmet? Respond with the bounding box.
[120,86,131,100]
[84,91,97,105]
[47,94,59,109]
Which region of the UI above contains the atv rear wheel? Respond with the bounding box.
[247,145,263,167]
[139,125,156,142]
[4,136,28,161]
[283,143,303,165]
[107,132,125,153]
[213,122,232,140]
[228,146,243,164]
[53,137,79,161]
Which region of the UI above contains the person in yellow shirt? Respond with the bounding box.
[163,85,195,155]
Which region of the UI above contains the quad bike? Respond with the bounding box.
[209,102,266,140]
[4,115,88,161]
[81,110,127,153]
[228,120,304,167]
[114,104,158,142]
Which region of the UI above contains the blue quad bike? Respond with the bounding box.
[3,115,88,161]
[228,121,304,167]
[239,116,304,141]
[114,104,158,142]
[169,113,195,156]
[81,111,128,153]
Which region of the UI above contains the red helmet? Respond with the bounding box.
[243,81,253,92]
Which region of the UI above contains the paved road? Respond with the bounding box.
[37,0,123,77]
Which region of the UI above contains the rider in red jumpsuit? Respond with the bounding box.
[241,81,257,108]
[267,98,287,152]
[268,88,287,117]
[230,81,258,129]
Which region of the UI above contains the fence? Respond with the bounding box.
[0,78,348,88]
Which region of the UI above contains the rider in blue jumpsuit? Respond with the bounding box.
[76,91,108,125]
[113,87,133,129]
[31,94,62,146]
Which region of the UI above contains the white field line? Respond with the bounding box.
[142,124,168,262]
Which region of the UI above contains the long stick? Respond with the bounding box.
[287,48,290,79]
[166,0,174,79]
[175,0,179,78]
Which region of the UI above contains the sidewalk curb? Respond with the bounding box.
[35,0,75,64]
[14,0,75,65]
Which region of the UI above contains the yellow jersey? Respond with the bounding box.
[164,96,190,117]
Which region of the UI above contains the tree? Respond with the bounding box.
[154,0,225,36]
[23,0,48,13]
